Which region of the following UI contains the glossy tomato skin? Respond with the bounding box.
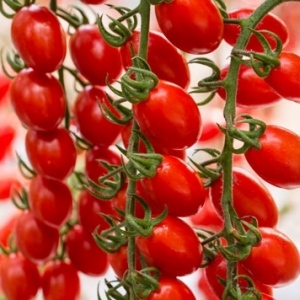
[42,260,81,300]
[140,155,206,217]
[120,30,190,90]
[224,8,289,51]
[85,145,121,183]
[69,24,122,86]
[121,119,186,161]
[15,210,60,265]
[143,277,196,300]
[11,4,66,73]
[155,0,224,54]
[78,190,115,234]
[28,175,73,228]
[73,85,122,147]
[240,227,300,287]
[10,68,66,131]
[218,64,281,109]
[136,215,202,277]
[25,127,77,180]
[133,80,201,150]
[65,224,109,276]
[245,125,300,189]
[0,253,41,300]
[210,167,278,228]
[264,52,300,102]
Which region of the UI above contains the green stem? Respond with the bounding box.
[220,0,300,297]
[126,3,152,298]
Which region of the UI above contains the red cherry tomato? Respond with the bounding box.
[120,30,190,90]
[155,0,224,54]
[11,4,66,73]
[28,175,73,228]
[69,24,122,86]
[121,119,187,161]
[136,215,203,277]
[133,80,201,150]
[65,224,109,276]
[143,277,196,300]
[0,253,41,300]
[73,85,122,147]
[15,210,60,265]
[205,252,273,298]
[78,189,115,234]
[240,227,300,287]
[85,145,122,183]
[140,155,206,217]
[264,52,300,102]
[42,260,81,300]
[218,64,281,109]
[0,177,21,201]
[10,68,66,131]
[224,8,289,51]
[25,127,77,180]
[210,167,278,228]
[245,125,300,189]
[0,212,20,247]
[108,244,142,279]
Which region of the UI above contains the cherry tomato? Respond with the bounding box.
[108,244,142,279]
[10,68,66,131]
[155,0,224,54]
[218,64,281,109]
[11,4,66,73]
[143,277,196,300]
[69,24,122,86]
[15,210,60,265]
[133,80,201,150]
[0,177,21,201]
[240,227,300,287]
[120,30,190,90]
[121,119,187,161]
[0,253,41,300]
[78,190,115,234]
[65,224,109,276]
[85,145,122,183]
[264,52,300,102]
[73,85,122,147]
[224,8,289,51]
[205,252,273,298]
[25,127,77,180]
[136,215,203,277]
[245,125,300,189]
[140,155,206,217]
[42,260,81,300]
[0,212,20,247]
[28,175,73,228]
[210,167,278,227]
[0,125,16,162]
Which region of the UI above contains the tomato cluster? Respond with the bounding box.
[0,0,300,299]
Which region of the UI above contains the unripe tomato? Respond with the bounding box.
[155,0,224,54]
[136,215,203,277]
[10,68,66,131]
[133,80,201,150]
[69,24,122,86]
[11,4,66,73]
